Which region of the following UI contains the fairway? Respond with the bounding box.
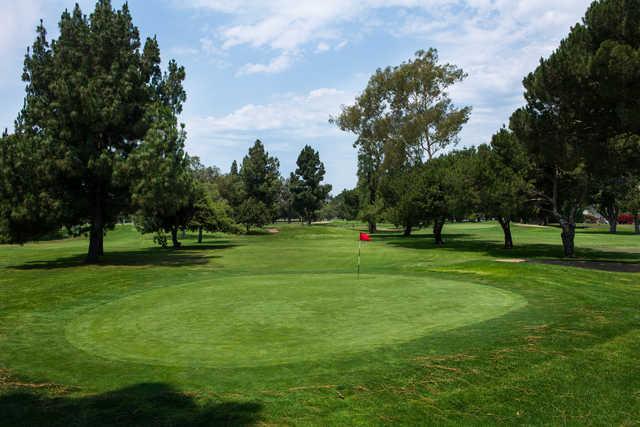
[1,222,640,425]
[66,274,525,368]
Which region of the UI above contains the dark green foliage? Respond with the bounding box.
[510,0,640,256]
[238,140,281,230]
[331,189,361,221]
[333,49,470,233]
[188,157,236,242]
[291,146,332,224]
[217,162,245,217]
[129,104,194,249]
[473,128,533,248]
[190,190,236,243]
[236,198,271,232]
[0,132,65,243]
[381,166,426,236]
[277,175,298,223]
[621,177,640,233]
[1,1,183,262]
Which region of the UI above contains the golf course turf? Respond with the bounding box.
[1,222,639,425]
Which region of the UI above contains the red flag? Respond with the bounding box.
[359,232,372,242]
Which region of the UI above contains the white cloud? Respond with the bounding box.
[316,42,330,53]
[183,87,358,189]
[180,0,592,86]
[237,51,297,75]
[186,87,354,140]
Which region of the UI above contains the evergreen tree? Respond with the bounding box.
[130,104,194,249]
[291,146,332,225]
[217,161,245,219]
[511,0,640,256]
[239,140,281,230]
[473,128,533,249]
[277,175,298,223]
[1,1,181,261]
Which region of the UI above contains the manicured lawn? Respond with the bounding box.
[0,222,639,425]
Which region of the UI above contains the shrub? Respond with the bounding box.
[618,213,634,225]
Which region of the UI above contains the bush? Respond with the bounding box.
[618,213,635,224]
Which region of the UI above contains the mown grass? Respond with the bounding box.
[0,222,639,425]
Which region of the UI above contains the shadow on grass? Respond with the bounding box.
[0,383,262,426]
[578,229,640,236]
[382,232,640,263]
[10,242,238,270]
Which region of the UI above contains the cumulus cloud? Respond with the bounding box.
[180,1,591,79]
[186,87,354,140]
[183,87,358,186]
[236,51,297,75]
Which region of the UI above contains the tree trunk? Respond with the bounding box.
[403,224,412,237]
[86,192,104,263]
[171,227,181,249]
[368,221,377,234]
[635,214,640,235]
[433,218,445,245]
[600,202,619,234]
[181,227,186,239]
[197,226,203,244]
[87,222,104,263]
[498,217,513,249]
[560,220,576,258]
[608,214,618,234]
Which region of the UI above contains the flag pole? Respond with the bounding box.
[357,239,361,280]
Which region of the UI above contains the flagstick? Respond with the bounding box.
[357,239,361,280]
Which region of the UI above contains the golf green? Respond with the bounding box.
[65,274,526,368]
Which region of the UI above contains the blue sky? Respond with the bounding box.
[0,0,592,192]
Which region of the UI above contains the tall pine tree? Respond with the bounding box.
[291,146,332,225]
[1,1,184,261]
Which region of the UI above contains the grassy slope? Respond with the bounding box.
[0,222,639,425]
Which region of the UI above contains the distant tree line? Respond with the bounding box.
[1,0,638,262]
[332,0,640,257]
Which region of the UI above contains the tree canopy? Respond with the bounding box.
[291,146,332,225]
[0,0,185,261]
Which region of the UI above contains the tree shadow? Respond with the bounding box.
[384,232,640,263]
[0,382,262,426]
[579,229,640,236]
[9,243,239,270]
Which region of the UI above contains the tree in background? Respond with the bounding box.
[511,0,640,256]
[387,49,471,162]
[130,104,194,249]
[0,1,182,262]
[333,49,470,234]
[236,199,271,233]
[188,157,235,243]
[218,161,245,220]
[381,166,427,236]
[291,146,332,225]
[277,175,298,223]
[333,189,360,221]
[189,189,235,243]
[332,70,389,233]
[621,178,640,234]
[239,140,281,231]
[474,128,533,249]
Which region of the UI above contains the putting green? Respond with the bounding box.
[65,274,526,368]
